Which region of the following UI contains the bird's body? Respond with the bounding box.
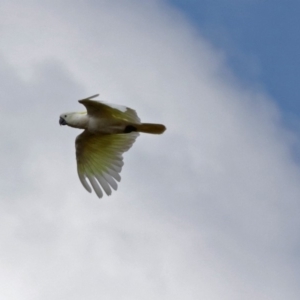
[59,94,166,198]
[65,112,124,134]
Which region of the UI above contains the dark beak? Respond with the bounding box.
[59,117,67,125]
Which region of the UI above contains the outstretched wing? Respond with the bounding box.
[79,96,141,124]
[75,130,139,198]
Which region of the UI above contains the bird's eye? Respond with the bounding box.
[65,115,67,118]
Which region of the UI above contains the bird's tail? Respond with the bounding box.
[135,123,166,134]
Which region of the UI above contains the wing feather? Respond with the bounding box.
[87,175,103,198]
[78,173,92,193]
[79,98,141,124]
[103,173,118,190]
[76,131,139,198]
[95,174,113,195]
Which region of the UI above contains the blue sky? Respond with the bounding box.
[169,0,300,127]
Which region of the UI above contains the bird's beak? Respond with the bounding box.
[59,117,67,125]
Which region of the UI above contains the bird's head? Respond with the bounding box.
[59,113,73,126]
[59,112,88,129]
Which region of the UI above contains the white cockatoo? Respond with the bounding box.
[59,94,166,198]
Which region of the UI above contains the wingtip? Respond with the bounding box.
[78,173,92,193]
[79,94,99,101]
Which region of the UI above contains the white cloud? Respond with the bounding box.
[0,0,300,299]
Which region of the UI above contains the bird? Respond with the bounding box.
[59,94,166,198]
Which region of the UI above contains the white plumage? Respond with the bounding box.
[59,94,166,198]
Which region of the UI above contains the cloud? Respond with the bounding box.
[0,0,300,299]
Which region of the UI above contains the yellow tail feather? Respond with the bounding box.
[136,123,166,134]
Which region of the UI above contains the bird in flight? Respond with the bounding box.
[59,94,166,198]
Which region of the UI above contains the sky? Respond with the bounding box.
[169,0,300,121]
[1,0,300,299]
